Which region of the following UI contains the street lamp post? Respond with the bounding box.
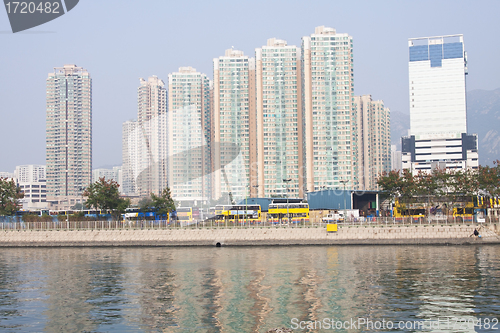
[79,186,85,213]
[283,178,292,225]
[339,179,348,222]
[200,197,204,226]
[252,184,259,225]
[245,185,248,227]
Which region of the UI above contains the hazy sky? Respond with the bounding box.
[1,0,499,172]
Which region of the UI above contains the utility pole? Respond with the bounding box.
[283,178,292,225]
[339,179,348,222]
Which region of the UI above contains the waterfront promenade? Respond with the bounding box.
[1,223,499,247]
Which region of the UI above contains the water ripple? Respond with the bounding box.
[0,245,498,332]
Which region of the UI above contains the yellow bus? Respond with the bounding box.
[394,196,477,222]
[393,198,425,222]
[268,203,309,224]
[176,207,193,224]
[452,196,480,222]
[215,205,226,217]
[214,205,261,224]
[207,207,216,219]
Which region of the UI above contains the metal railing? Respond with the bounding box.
[1,216,498,231]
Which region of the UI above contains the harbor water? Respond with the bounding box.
[0,245,499,332]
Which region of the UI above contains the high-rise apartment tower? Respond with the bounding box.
[135,76,167,196]
[354,95,391,190]
[122,120,139,195]
[46,64,92,199]
[301,26,355,192]
[256,38,302,197]
[213,49,255,202]
[167,67,212,205]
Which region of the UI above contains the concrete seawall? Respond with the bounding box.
[1,224,499,247]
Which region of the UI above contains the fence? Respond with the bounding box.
[345,215,500,225]
[1,216,498,231]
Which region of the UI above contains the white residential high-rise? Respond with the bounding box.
[122,120,139,196]
[136,76,167,196]
[15,165,47,209]
[354,95,391,190]
[122,120,139,195]
[122,76,167,197]
[0,172,15,179]
[15,165,46,183]
[46,64,92,200]
[92,167,122,188]
[403,35,478,172]
[256,38,302,198]
[301,26,355,192]
[391,145,402,171]
[167,67,211,205]
[213,49,255,202]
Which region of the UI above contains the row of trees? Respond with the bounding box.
[4,161,498,217]
[84,177,176,219]
[0,176,176,219]
[377,161,500,203]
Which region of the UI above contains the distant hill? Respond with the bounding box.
[389,88,500,166]
[390,110,410,149]
[467,88,500,166]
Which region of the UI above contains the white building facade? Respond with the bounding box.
[122,120,139,195]
[403,35,478,172]
[301,26,355,192]
[256,38,302,198]
[15,165,47,210]
[0,172,15,180]
[354,95,391,190]
[391,145,402,171]
[46,64,92,200]
[122,76,167,197]
[213,49,254,202]
[92,167,122,191]
[167,67,212,205]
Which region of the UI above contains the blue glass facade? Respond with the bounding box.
[409,45,428,61]
[429,44,443,67]
[443,42,463,59]
[409,42,463,67]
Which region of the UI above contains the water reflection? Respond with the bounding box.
[0,245,498,332]
[0,255,22,329]
[41,249,98,332]
[131,252,178,331]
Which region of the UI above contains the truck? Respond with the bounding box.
[322,209,360,223]
[322,211,344,223]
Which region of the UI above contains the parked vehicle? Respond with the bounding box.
[322,211,344,223]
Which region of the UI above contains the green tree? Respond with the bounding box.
[0,177,24,216]
[451,168,479,196]
[478,160,500,199]
[71,202,86,210]
[446,169,478,215]
[377,170,403,202]
[138,196,154,213]
[400,169,418,199]
[151,187,176,217]
[377,162,500,219]
[430,168,452,197]
[114,197,131,220]
[83,177,130,219]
